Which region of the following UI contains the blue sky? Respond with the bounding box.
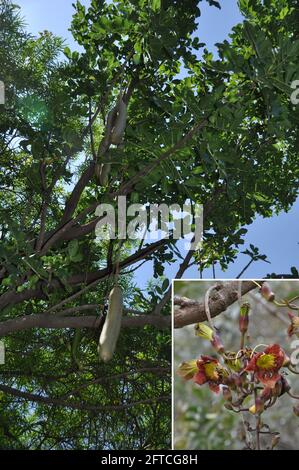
[16,0,299,282]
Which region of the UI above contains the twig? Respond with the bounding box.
[204,285,215,330]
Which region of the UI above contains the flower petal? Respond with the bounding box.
[194,370,207,385]
[258,371,281,389]
[208,383,220,394]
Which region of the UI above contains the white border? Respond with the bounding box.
[171,277,299,450]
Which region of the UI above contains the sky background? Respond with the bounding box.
[15,0,299,283]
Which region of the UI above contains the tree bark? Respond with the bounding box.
[174,280,258,328]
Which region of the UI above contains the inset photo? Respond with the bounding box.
[173,280,299,450]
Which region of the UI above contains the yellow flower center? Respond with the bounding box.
[204,362,218,380]
[256,353,275,370]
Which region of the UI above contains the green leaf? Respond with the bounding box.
[162,278,169,292]
[64,46,72,59]
[133,53,141,65]
[151,0,161,13]
[67,240,79,260]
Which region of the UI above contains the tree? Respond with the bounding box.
[0,0,298,449]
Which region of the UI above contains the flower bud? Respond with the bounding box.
[249,397,264,415]
[260,282,275,302]
[255,397,265,415]
[211,332,224,354]
[226,373,243,389]
[278,376,290,397]
[239,302,250,334]
[224,354,242,372]
[194,323,224,353]
[249,404,256,414]
[194,323,213,341]
[287,312,299,337]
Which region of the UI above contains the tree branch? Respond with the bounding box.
[63,367,170,398]
[153,241,195,315]
[59,161,96,226]
[0,313,170,337]
[0,383,170,412]
[0,238,169,311]
[114,118,208,196]
[174,280,258,328]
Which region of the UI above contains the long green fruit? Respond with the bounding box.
[98,285,123,362]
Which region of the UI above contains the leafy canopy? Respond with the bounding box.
[0,0,298,449]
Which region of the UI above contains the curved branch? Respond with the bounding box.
[0,383,170,412]
[174,280,258,328]
[59,161,96,226]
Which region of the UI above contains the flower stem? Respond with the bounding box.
[204,286,215,330]
[254,387,261,450]
[256,415,261,450]
[240,332,245,350]
[252,280,262,289]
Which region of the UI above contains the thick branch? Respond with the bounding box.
[174,280,258,328]
[40,201,100,253]
[59,218,101,241]
[0,313,170,337]
[56,161,96,226]
[0,238,168,311]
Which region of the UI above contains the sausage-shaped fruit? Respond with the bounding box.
[98,285,123,362]
[110,99,127,145]
[99,163,111,185]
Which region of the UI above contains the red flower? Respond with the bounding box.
[261,387,272,401]
[177,360,198,380]
[261,376,290,400]
[194,355,227,394]
[245,344,286,389]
